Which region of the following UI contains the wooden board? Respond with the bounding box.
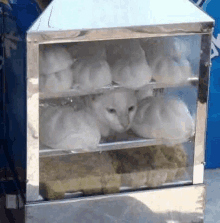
[25,184,205,223]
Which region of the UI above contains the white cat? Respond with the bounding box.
[90,89,138,137]
[135,86,154,101]
[39,89,138,151]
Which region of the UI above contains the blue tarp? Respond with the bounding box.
[203,0,220,168]
[0,1,41,171]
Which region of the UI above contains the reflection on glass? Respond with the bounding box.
[38,35,201,200]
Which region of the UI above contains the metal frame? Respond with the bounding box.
[193,33,213,184]
[39,76,199,100]
[26,24,213,203]
[25,184,205,223]
[27,22,213,44]
[26,42,40,202]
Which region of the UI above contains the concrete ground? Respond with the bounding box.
[204,168,220,223]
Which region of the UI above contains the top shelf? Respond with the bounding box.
[39,77,199,100]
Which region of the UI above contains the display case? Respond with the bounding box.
[25,0,214,222]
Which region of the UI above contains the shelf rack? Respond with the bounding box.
[39,77,199,100]
[39,136,194,157]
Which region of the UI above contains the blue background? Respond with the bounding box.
[197,0,220,168]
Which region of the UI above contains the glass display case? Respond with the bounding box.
[25,0,214,222]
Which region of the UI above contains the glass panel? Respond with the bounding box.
[38,34,201,200]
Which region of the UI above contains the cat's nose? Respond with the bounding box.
[119,115,130,129]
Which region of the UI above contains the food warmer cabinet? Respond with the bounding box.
[25,0,214,222]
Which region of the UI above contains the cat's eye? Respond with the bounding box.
[107,108,116,114]
[128,106,135,112]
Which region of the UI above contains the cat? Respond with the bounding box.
[40,89,138,151]
[90,89,138,137]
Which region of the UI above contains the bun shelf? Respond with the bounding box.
[39,76,199,100]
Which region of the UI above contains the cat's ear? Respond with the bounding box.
[90,95,96,101]
[134,90,139,96]
[89,93,103,102]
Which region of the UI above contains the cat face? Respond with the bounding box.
[91,89,137,133]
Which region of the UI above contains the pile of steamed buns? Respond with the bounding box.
[39,38,192,92]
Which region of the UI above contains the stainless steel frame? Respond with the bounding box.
[26,42,40,202]
[193,34,213,184]
[27,23,213,45]
[25,184,205,223]
[26,24,213,202]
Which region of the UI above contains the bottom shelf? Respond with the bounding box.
[39,144,193,201]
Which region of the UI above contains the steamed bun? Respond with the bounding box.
[40,106,101,152]
[131,96,195,143]
[39,45,75,92]
[107,39,152,89]
[69,42,112,90]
